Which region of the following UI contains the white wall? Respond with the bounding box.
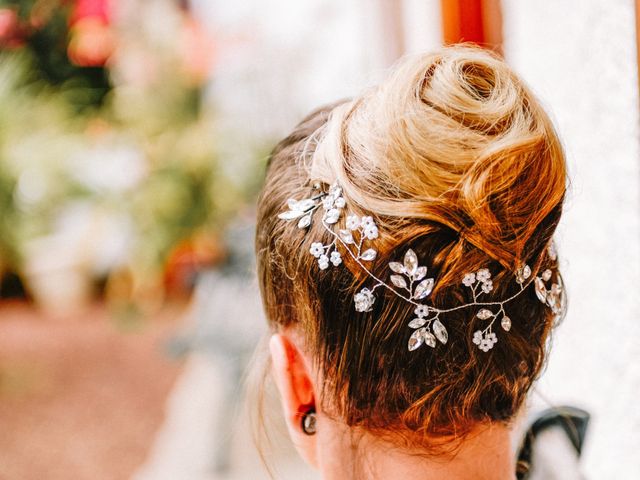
[192,0,441,138]
[503,1,640,478]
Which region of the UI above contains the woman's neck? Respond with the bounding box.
[316,421,516,480]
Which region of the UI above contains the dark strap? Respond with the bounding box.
[516,406,590,480]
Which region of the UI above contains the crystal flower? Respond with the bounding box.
[361,216,375,229]
[346,214,360,230]
[330,250,342,266]
[309,242,324,258]
[462,273,476,287]
[475,331,498,352]
[363,224,379,240]
[481,280,493,294]
[479,339,493,352]
[354,288,375,312]
[334,197,346,208]
[318,254,329,270]
[414,305,429,318]
[476,268,491,282]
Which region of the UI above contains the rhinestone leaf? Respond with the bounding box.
[360,249,377,261]
[548,242,558,260]
[501,316,512,332]
[408,317,428,329]
[297,199,316,211]
[390,275,408,289]
[414,266,427,281]
[432,319,448,344]
[324,208,340,224]
[547,289,559,312]
[278,209,305,220]
[408,328,426,351]
[516,264,532,284]
[297,215,312,229]
[550,290,564,315]
[413,278,434,300]
[423,331,437,348]
[534,277,547,303]
[286,198,299,210]
[404,249,418,275]
[338,229,354,244]
[542,269,552,281]
[389,262,405,274]
[477,309,494,320]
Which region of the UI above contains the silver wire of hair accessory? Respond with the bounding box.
[278,182,564,353]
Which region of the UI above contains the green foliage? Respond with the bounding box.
[0,2,267,298]
[1,0,111,110]
[0,52,87,265]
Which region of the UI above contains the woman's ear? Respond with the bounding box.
[269,333,318,467]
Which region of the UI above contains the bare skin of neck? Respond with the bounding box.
[315,420,516,480]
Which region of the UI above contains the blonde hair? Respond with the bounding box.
[255,45,567,452]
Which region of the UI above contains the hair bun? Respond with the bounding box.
[313,46,566,268]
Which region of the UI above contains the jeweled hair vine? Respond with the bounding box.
[278,181,564,352]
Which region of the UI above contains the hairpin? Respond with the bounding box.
[278,182,563,352]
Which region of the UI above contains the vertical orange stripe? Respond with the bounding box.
[459,0,485,43]
[636,0,640,100]
[481,0,503,56]
[440,0,503,54]
[441,0,463,45]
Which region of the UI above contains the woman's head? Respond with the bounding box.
[255,46,567,468]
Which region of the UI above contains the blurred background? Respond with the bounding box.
[0,0,637,479]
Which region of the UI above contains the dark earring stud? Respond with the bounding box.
[302,409,317,435]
